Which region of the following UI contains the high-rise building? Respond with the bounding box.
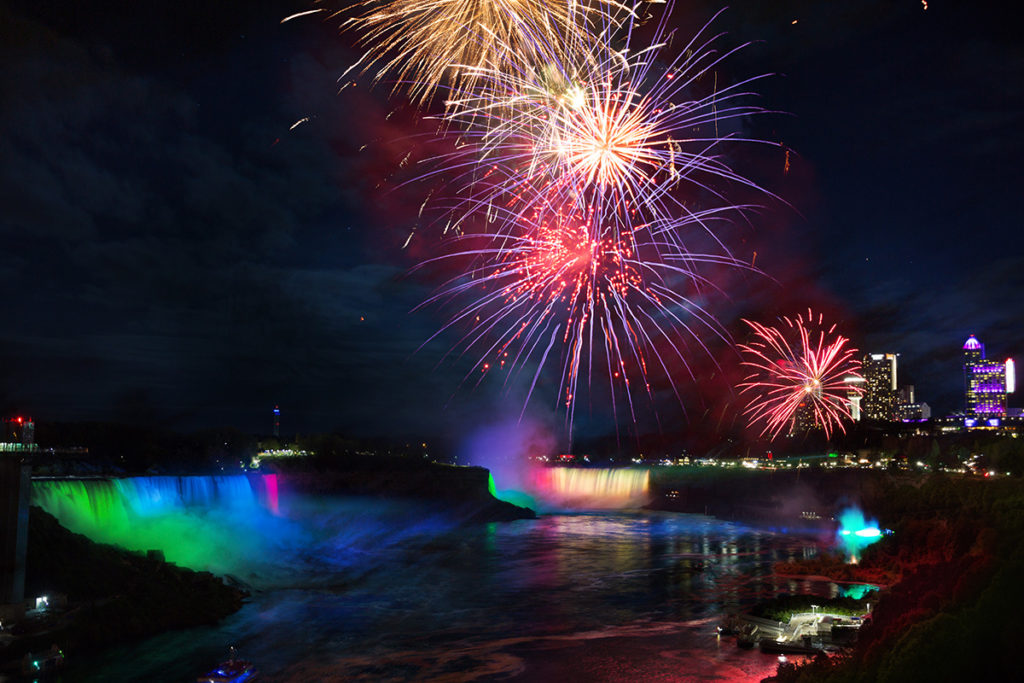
[862,353,898,421]
[790,394,818,435]
[963,335,1007,417]
[843,375,866,421]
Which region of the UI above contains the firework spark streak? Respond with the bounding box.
[738,310,863,439]
[417,195,756,428]
[429,7,774,243]
[336,0,627,105]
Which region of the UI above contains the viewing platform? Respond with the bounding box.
[726,610,868,655]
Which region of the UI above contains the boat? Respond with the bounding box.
[717,614,742,636]
[736,623,760,649]
[737,634,758,650]
[197,648,257,683]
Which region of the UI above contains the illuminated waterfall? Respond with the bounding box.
[31,475,281,574]
[530,468,650,509]
[33,475,278,523]
[30,475,464,586]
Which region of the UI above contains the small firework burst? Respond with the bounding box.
[738,310,862,439]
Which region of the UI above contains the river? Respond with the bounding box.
[33,477,844,683]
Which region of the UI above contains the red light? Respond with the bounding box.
[16,417,22,424]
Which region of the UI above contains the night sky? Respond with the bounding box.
[2,1,1022,444]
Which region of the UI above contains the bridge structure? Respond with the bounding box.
[0,451,31,605]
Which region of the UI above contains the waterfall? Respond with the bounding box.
[32,475,277,525]
[31,475,282,575]
[529,468,650,509]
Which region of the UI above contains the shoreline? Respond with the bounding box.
[772,572,892,590]
[1,507,248,674]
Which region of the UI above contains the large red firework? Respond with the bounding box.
[417,192,746,430]
[738,310,863,439]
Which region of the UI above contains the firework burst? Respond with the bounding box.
[432,7,773,242]
[418,194,754,428]
[337,0,626,106]
[738,310,863,439]
[331,0,779,431]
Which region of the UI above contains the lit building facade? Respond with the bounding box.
[896,385,931,421]
[862,353,898,421]
[843,375,866,421]
[899,402,932,421]
[963,335,1008,417]
[1,416,35,452]
[791,396,818,435]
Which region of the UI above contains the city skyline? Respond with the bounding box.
[852,333,1018,427]
[1,1,1022,440]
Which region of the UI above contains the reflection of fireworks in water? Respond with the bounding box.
[420,194,752,427]
[738,310,863,439]
[337,0,624,105]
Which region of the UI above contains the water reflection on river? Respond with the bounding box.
[72,510,836,682]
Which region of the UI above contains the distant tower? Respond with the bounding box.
[273,405,280,438]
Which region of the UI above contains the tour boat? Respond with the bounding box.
[197,649,256,683]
